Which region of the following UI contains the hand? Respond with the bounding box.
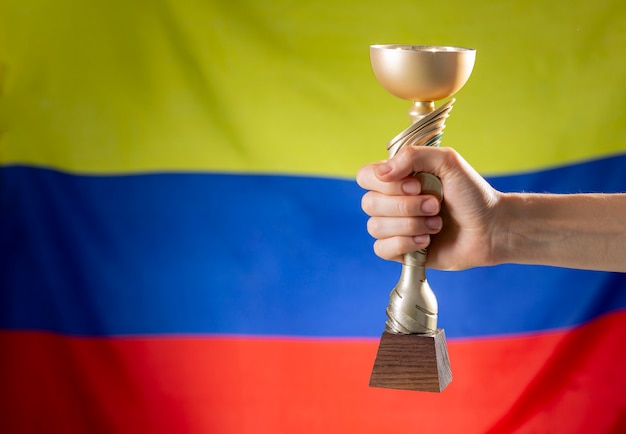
[356,146,502,270]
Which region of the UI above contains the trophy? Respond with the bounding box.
[368,44,476,392]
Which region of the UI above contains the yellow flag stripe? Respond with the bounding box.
[1,0,625,177]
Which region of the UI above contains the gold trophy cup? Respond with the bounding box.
[368,44,476,392]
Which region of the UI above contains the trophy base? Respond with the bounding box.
[369,329,452,392]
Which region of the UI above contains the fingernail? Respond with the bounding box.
[374,162,392,177]
[425,216,442,231]
[413,234,430,245]
[421,198,439,214]
[402,180,420,194]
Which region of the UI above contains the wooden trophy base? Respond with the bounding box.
[369,329,452,392]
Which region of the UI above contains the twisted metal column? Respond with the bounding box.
[383,100,452,334]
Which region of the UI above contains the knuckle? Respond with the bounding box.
[374,236,412,261]
[404,217,421,234]
[403,144,420,158]
[396,196,419,216]
[355,165,370,188]
[366,217,382,236]
[360,192,374,214]
[395,198,409,216]
[441,146,461,166]
[372,240,391,260]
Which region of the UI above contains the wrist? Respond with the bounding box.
[490,192,532,266]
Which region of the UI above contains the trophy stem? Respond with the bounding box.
[385,250,438,334]
[408,101,435,123]
[383,103,447,335]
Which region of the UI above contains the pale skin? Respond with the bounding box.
[356,146,626,273]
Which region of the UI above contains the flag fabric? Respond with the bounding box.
[1,1,626,433]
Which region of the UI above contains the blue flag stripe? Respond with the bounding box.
[2,153,626,338]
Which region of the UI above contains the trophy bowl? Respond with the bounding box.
[370,44,476,103]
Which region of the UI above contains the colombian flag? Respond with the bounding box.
[2,1,626,433]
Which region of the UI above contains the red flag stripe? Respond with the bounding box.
[2,310,625,433]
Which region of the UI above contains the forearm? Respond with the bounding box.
[493,193,626,272]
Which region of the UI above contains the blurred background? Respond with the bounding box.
[1,0,625,432]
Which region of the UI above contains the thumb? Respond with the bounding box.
[375,146,445,181]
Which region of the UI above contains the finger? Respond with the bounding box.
[373,235,432,261]
[361,191,441,217]
[375,146,459,182]
[357,162,421,195]
[367,216,442,239]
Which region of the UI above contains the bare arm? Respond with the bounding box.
[494,192,626,272]
[356,146,626,272]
